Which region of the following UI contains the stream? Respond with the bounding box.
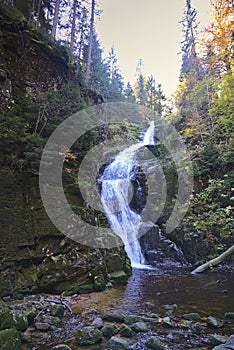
[21,267,234,349]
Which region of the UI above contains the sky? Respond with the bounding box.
[95,0,211,97]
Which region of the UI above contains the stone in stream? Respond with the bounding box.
[131,321,149,332]
[210,334,228,346]
[75,326,102,345]
[0,328,21,350]
[191,322,206,334]
[51,345,72,350]
[212,334,234,349]
[91,317,103,328]
[124,315,144,324]
[107,335,130,349]
[207,316,224,328]
[182,312,201,321]
[145,335,165,349]
[100,312,125,323]
[101,324,118,337]
[162,304,177,311]
[119,324,132,337]
[224,312,234,319]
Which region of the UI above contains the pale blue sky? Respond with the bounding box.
[96,0,211,97]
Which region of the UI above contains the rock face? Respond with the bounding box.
[0,3,75,109]
[0,5,131,297]
[0,166,131,298]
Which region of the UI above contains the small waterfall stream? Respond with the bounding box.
[100,122,155,268]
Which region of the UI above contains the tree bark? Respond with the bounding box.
[70,0,78,52]
[191,245,234,274]
[85,0,95,85]
[51,0,60,40]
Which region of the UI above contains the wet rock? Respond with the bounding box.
[210,334,228,345]
[162,316,174,327]
[50,305,65,319]
[131,321,149,332]
[34,322,51,331]
[51,345,72,350]
[94,275,106,292]
[162,304,177,311]
[75,326,102,345]
[119,324,132,337]
[15,315,28,332]
[224,312,234,319]
[108,270,128,284]
[183,313,201,321]
[124,315,143,324]
[212,334,234,349]
[145,336,165,349]
[101,312,125,323]
[107,335,130,349]
[91,317,103,329]
[0,328,21,350]
[21,335,32,344]
[191,322,206,334]
[101,324,118,338]
[207,316,224,328]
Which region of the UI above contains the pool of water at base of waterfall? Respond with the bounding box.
[22,266,234,350]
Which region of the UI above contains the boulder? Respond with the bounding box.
[101,324,118,338]
[131,322,149,332]
[50,305,65,319]
[146,336,165,349]
[107,336,130,349]
[75,326,102,346]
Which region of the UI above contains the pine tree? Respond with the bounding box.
[107,46,124,101]
[124,82,136,103]
[85,0,95,84]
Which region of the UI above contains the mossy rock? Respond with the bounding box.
[107,336,130,349]
[101,324,118,338]
[50,305,65,319]
[109,270,128,284]
[131,321,149,332]
[0,328,21,350]
[119,324,132,337]
[75,326,102,346]
[15,315,28,332]
[101,312,125,323]
[145,336,165,349]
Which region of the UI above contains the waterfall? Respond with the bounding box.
[100,122,155,268]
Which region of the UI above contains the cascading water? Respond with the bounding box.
[100,121,155,268]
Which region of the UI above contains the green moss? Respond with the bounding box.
[0,328,21,350]
[0,311,15,330]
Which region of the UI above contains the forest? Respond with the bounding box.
[0,0,233,349]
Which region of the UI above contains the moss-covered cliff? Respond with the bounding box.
[0,4,131,297]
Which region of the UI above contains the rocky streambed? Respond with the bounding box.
[0,267,233,350]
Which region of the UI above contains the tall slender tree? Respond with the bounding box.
[51,0,60,39]
[85,0,95,84]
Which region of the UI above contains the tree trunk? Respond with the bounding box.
[85,0,95,85]
[70,0,78,52]
[191,245,234,274]
[51,0,60,40]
